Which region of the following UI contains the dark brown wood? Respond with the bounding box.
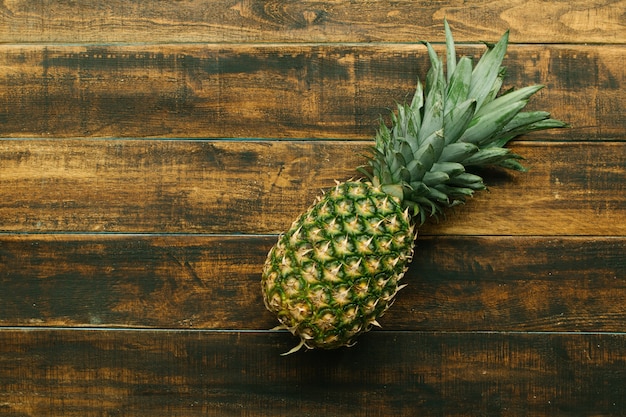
[1,0,623,44]
[0,139,363,233]
[1,235,625,332]
[1,329,625,416]
[0,44,622,139]
[402,236,626,331]
[1,140,625,235]
[428,141,626,236]
[0,234,274,329]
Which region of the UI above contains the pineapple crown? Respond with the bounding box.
[359,21,567,225]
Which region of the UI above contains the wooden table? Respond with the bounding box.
[1,1,625,415]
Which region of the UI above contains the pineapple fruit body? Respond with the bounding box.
[261,21,566,353]
[262,181,414,351]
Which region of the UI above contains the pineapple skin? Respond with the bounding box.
[262,181,414,351]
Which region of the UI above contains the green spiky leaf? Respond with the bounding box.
[470,31,509,110]
[365,19,566,222]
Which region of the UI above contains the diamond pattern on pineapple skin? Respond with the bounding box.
[261,181,415,351]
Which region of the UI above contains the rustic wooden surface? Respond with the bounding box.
[1,140,625,235]
[1,1,625,416]
[1,0,624,44]
[0,44,622,139]
[2,330,625,416]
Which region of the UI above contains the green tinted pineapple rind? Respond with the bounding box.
[262,181,414,351]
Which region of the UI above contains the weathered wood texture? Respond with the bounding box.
[1,330,625,416]
[1,235,625,332]
[1,140,625,235]
[1,1,625,416]
[1,0,624,44]
[0,44,622,139]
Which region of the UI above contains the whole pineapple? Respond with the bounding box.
[262,22,566,354]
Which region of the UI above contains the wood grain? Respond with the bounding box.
[1,1,624,414]
[1,0,624,44]
[1,140,625,235]
[1,234,624,332]
[1,329,625,416]
[0,139,362,233]
[0,44,622,139]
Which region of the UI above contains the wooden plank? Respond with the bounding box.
[0,44,622,140]
[0,139,362,233]
[0,329,625,416]
[429,140,626,236]
[1,234,625,332]
[1,0,624,44]
[1,140,625,235]
[403,236,626,331]
[0,234,273,329]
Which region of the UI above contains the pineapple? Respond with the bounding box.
[262,22,566,354]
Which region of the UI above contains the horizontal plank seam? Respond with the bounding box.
[1,41,624,47]
[1,231,626,239]
[0,138,624,145]
[1,327,626,336]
